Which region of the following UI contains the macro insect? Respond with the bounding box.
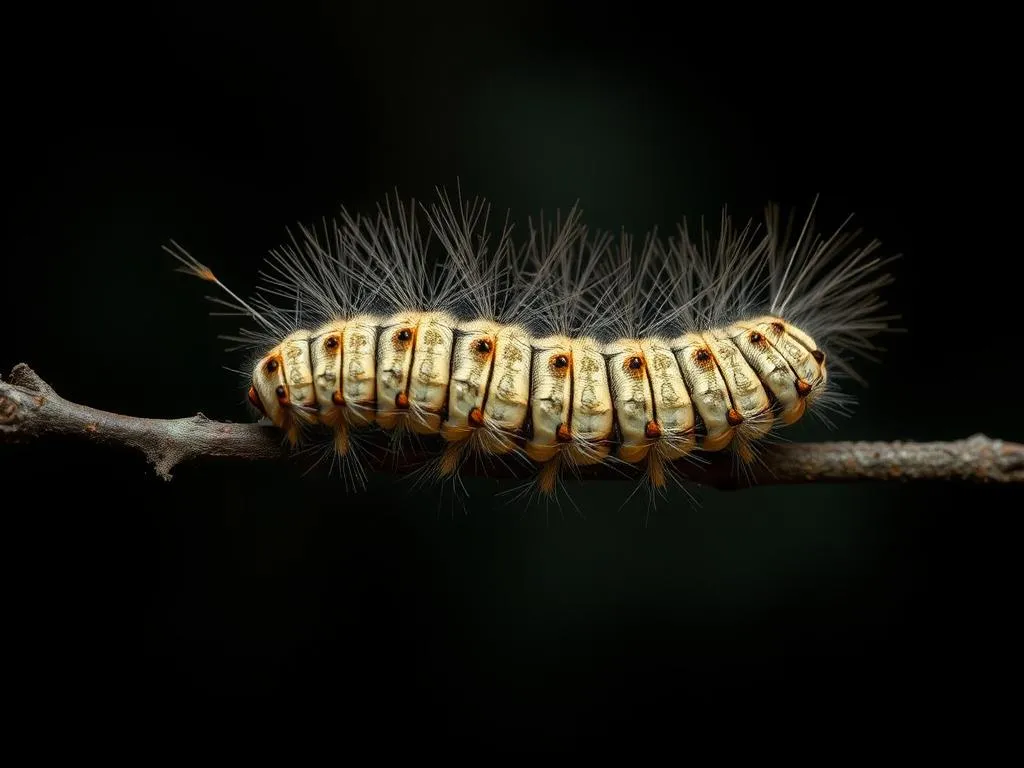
[166,187,896,501]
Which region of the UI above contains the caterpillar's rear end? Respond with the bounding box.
[168,188,896,503]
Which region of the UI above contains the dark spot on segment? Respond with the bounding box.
[749,331,765,345]
[275,385,287,401]
[247,385,266,414]
[266,359,279,374]
[551,354,570,372]
[693,347,714,370]
[726,408,744,426]
[468,406,484,428]
[795,379,813,398]
[623,355,645,379]
[392,327,415,352]
[395,391,410,409]
[474,338,493,355]
[644,420,662,439]
[556,423,572,443]
[325,336,340,351]
[811,349,826,364]
[771,321,785,335]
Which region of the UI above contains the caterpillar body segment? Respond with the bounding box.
[562,336,615,467]
[442,322,533,455]
[604,338,659,465]
[724,320,805,426]
[670,333,735,453]
[702,326,776,460]
[306,315,379,461]
[477,326,533,454]
[170,188,894,499]
[443,319,500,443]
[338,315,380,428]
[374,310,457,434]
[409,312,457,435]
[638,337,697,462]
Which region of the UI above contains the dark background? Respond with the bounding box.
[4,1,1021,745]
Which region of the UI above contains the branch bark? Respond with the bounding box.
[3,363,1022,488]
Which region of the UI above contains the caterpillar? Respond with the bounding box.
[167,187,896,501]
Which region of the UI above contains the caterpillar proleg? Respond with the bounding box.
[167,187,896,501]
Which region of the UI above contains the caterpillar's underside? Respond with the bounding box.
[169,188,895,496]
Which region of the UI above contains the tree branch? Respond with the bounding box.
[3,363,1022,488]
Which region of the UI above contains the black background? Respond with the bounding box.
[4,1,1022,747]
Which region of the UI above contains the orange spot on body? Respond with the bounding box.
[468,407,484,428]
[726,408,744,427]
[644,420,662,439]
[248,385,266,414]
[556,423,572,443]
[395,391,410,409]
[795,379,813,398]
[332,391,345,406]
[693,348,714,370]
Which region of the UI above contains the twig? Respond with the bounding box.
[3,363,1023,488]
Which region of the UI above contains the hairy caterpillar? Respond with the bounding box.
[167,187,895,501]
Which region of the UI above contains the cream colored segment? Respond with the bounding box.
[376,312,419,430]
[252,348,287,428]
[783,322,820,358]
[703,328,772,438]
[569,337,613,465]
[640,337,695,460]
[407,311,456,434]
[605,338,653,463]
[281,330,316,409]
[748,315,825,388]
[526,335,572,463]
[672,331,734,451]
[309,321,345,421]
[779,320,829,393]
[341,314,379,427]
[443,319,497,441]
[726,321,802,421]
[480,325,532,454]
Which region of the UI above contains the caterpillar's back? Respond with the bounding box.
[167,188,897,500]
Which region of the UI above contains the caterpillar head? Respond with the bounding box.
[249,331,318,445]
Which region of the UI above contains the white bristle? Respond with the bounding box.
[170,186,897,504]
